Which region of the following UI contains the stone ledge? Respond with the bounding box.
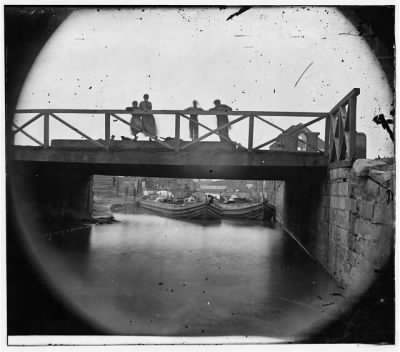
[328,160,353,169]
[329,167,351,180]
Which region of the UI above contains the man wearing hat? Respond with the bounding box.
[209,99,233,141]
[184,100,203,141]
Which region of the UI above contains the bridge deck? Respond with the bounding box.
[11,141,328,180]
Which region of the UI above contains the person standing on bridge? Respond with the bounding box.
[139,94,157,140]
[184,100,203,141]
[209,99,233,142]
[127,101,143,141]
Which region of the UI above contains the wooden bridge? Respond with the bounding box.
[10,89,363,180]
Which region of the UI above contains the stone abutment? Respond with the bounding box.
[265,158,394,291]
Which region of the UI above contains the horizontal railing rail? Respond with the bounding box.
[15,109,329,117]
[12,89,360,161]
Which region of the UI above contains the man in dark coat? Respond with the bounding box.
[184,100,203,141]
[209,99,233,141]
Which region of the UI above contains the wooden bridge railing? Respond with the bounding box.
[326,88,360,162]
[12,89,360,162]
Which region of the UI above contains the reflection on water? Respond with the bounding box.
[30,210,345,339]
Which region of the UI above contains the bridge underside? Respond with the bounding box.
[11,142,328,180]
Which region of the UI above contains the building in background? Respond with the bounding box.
[269,123,324,152]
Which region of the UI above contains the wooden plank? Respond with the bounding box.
[329,88,360,114]
[12,113,43,135]
[16,108,330,117]
[248,115,254,152]
[43,113,49,148]
[11,122,44,146]
[50,113,106,149]
[181,115,248,150]
[11,146,328,168]
[175,113,180,151]
[105,113,111,149]
[328,160,353,169]
[50,140,234,152]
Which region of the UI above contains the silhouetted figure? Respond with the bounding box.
[185,100,203,141]
[127,100,143,141]
[210,99,233,141]
[373,113,394,142]
[139,94,157,140]
[125,186,129,201]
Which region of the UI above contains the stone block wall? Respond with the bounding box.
[264,159,394,291]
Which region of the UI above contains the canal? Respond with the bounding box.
[25,208,347,341]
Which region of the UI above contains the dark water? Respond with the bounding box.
[27,210,346,340]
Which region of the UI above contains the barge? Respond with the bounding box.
[211,201,276,221]
[139,199,222,220]
[139,199,275,221]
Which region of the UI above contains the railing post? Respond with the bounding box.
[248,115,254,152]
[348,95,357,160]
[105,113,110,149]
[175,113,180,151]
[324,114,331,157]
[43,113,49,148]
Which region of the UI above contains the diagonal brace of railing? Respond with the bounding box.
[12,113,43,136]
[254,115,284,132]
[180,114,248,150]
[12,122,44,146]
[50,113,107,149]
[180,113,241,148]
[110,113,130,126]
[253,115,323,152]
[253,115,327,151]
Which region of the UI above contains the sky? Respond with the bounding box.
[14,6,394,157]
